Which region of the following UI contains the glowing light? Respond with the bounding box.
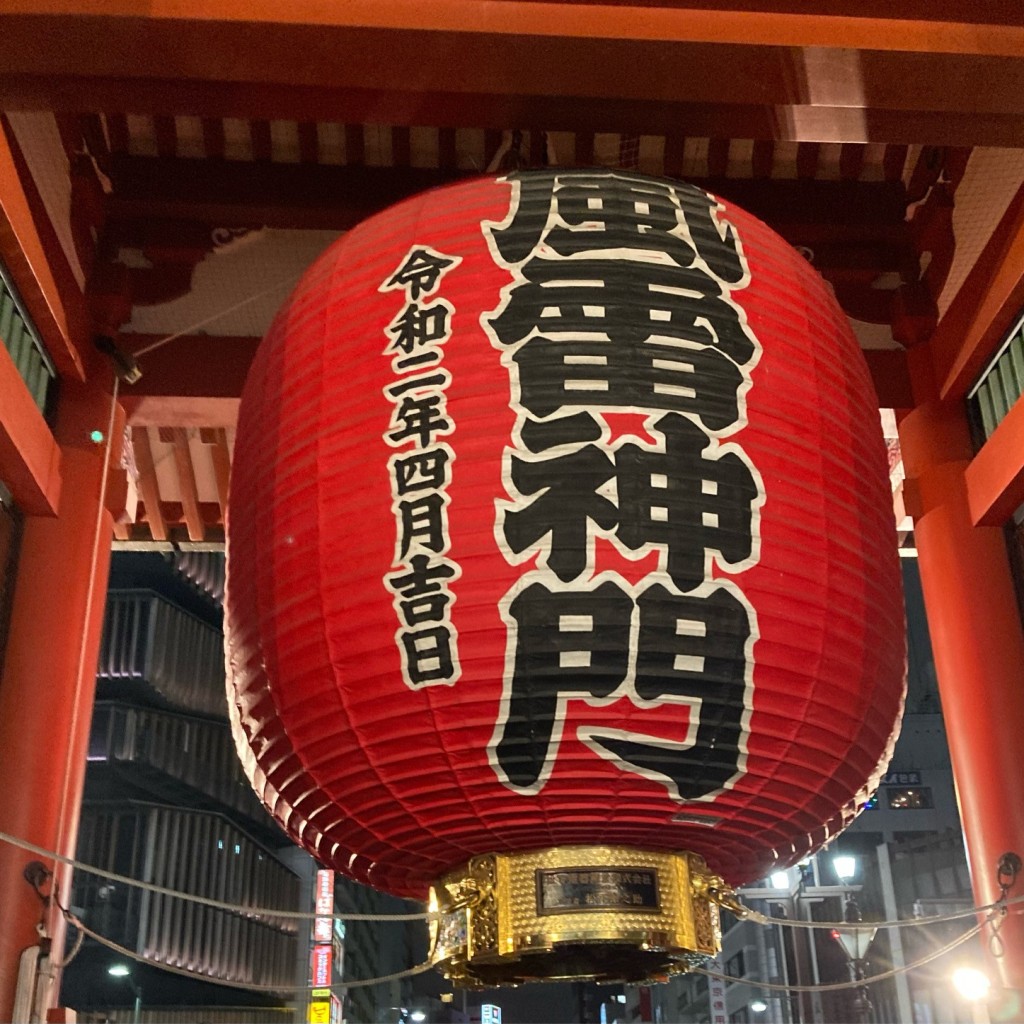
[90,430,105,444]
[750,1000,768,1013]
[107,964,130,977]
[833,855,857,881]
[952,967,990,1002]
[770,871,790,889]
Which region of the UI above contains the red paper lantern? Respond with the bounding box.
[225,170,905,904]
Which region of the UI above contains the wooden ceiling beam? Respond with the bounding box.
[106,158,467,231]
[130,426,167,542]
[102,155,910,231]
[3,77,1022,148]
[2,4,1022,59]
[115,519,225,546]
[202,427,232,521]
[166,426,205,542]
[1,7,1023,147]
[118,333,256,427]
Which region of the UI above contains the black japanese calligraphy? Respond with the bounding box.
[381,246,461,301]
[499,412,761,590]
[503,443,618,582]
[380,246,462,689]
[397,625,458,688]
[582,583,753,800]
[488,257,755,367]
[509,332,745,429]
[489,172,747,286]
[387,554,457,627]
[495,579,633,791]
[385,373,454,449]
[484,170,763,801]
[493,577,754,799]
[615,413,759,591]
[397,493,447,559]
[391,447,452,495]
[385,299,454,373]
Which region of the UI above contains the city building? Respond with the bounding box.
[56,549,302,1021]
[1,6,1024,1022]
[279,846,420,1024]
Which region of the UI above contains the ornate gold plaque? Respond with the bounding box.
[536,866,661,915]
[428,846,737,987]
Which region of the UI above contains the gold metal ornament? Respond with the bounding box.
[428,846,744,987]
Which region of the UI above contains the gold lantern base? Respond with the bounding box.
[428,846,745,987]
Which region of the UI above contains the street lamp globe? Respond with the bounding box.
[750,999,768,1013]
[107,964,130,978]
[833,855,857,881]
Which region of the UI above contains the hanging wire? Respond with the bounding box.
[0,829,436,922]
[70,914,433,993]
[745,894,1024,931]
[56,888,1005,999]
[129,241,359,361]
[52,914,85,970]
[694,920,987,995]
[131,275,304,358]
[8,826,1020,998]
[987,850,1022,957]
[5,826,1022,932]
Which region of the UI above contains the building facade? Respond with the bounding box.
[59,551,304,1019]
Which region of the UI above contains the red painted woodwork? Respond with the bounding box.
[0,341,61,515]
[225,171,906,898]
[932,184,1024,402]
[899,350,1024,990]
[966,396,1024,527]
[0,118,84,380]
[3,7,1024,146]
[0,383,116,1021]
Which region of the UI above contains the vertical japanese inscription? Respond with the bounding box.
[481,171,764,802]
[380,246,463,689]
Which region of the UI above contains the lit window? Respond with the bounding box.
[886,787,933,809]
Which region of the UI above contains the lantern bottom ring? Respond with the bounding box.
[428,845,727,987]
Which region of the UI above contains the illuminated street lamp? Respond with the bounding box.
[750,998,768,1013]
[952,967,991,1024]
[833,855,857,883]
[106,964,142,1024]
[832,896,876,1024]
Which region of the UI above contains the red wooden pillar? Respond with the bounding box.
[0,380,118,1021]
[899,347,1024,993]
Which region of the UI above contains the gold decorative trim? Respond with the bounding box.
[429,846,739,987]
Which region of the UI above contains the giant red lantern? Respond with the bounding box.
[225,169,905,984]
